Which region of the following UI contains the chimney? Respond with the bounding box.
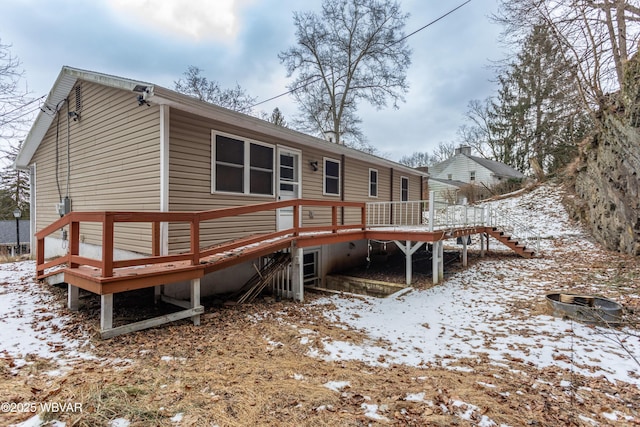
[455,145,471,155]
[324,130,341,144]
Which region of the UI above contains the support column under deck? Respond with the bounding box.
[191,278,201,326]
[432,241,444,285]
[68,284,79,311]
[393,240,424,285]
[292,246,304,302]
[101,294,113,331]
[462,236,468,267]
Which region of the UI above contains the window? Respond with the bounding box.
[323,158,341,196]
[470,171,476,182]
[401,176,409,201]
[303,250,320,286]
[447,174,452,180]
[369,169,378,197]
[212,132,274,195]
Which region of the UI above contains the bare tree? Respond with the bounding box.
[494,0,640,115]
[0,40,31,220]
[279,0,411,147]
[174,66,257,114]
[398,151,434,168]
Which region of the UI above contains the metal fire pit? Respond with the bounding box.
[546,293,623,325]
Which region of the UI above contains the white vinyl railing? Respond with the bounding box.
[485,206,540,252]
[365,192,540,252]
[366,200,426,226]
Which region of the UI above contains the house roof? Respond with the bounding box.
[15,66,427,178]
[0,220,31,245]
[428,177,467,189]
[429,152,523,180]
[465,154,523,179]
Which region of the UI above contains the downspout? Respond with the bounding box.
[340,154,345,225]
[389,168,394,224]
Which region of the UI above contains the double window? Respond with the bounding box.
[323,158,341,196]
[212,132,274,196]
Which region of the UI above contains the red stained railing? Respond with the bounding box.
[35,199,366,279]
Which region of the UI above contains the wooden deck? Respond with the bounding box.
[36,199,538,295]
[35,198,538,338]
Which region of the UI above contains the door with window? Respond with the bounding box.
[277,147,301,231]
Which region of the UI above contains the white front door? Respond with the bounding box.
[277,147,301,231]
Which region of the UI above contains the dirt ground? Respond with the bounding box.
[1,248,640,426]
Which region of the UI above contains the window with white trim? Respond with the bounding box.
[401,176,409,201]
[323,158,341,196]
[212,132,274,195]
[369,168,378,197]
[303,250,320,286]
[470,171,476,182]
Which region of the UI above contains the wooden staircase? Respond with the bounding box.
[230,251,292,303]
[485,227,536,258]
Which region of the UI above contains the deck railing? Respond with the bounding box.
[366,200,426,226]
[366,196,539,251]
[486,206,541,252]
[36,199,366,279]
[37,195,541,280]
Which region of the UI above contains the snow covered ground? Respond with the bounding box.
[308,184,639,386]
[1,183,639,426]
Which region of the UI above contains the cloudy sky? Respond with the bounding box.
[1,0,506,161]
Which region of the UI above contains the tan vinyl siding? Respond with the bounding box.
[31,81,160,254]
[168,109,277,252]
[168,109,425,251]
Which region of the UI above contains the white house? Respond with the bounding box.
[428,146,524,203]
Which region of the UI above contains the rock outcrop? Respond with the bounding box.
[567,54,640,256]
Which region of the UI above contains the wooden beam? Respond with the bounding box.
[100,306,204,339]
[69,221,80,268]
[102,214,114,277]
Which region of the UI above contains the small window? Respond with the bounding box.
[303,250,320,286]
[470,171,476,182]
[401,176,409,201]
[212,132,274,195]
[369,169,378,197]
[447,174,452,180]
[323,158,341,196]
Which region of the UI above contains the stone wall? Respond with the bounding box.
[567,54,640,255]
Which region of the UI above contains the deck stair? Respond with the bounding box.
[485,227,536,258]
[230,251,292,304]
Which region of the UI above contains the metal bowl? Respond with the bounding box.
[546,293,623,325]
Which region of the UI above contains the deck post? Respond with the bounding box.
[190,278,201,326]
[438,241,444,281]
[394,240,423,286]
[68,284,79,311]
[462,235,468,267]
[291,245,304,302]
[432,241,444,284]
[405,241,412,285]
[480,233,485,257]
[428,191,435,232]
[101,294,113,331]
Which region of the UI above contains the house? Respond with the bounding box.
[0,220,30,255]
[15,66,427,300]
[428,146,524,203]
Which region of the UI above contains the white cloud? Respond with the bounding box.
[106,0,251,41]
